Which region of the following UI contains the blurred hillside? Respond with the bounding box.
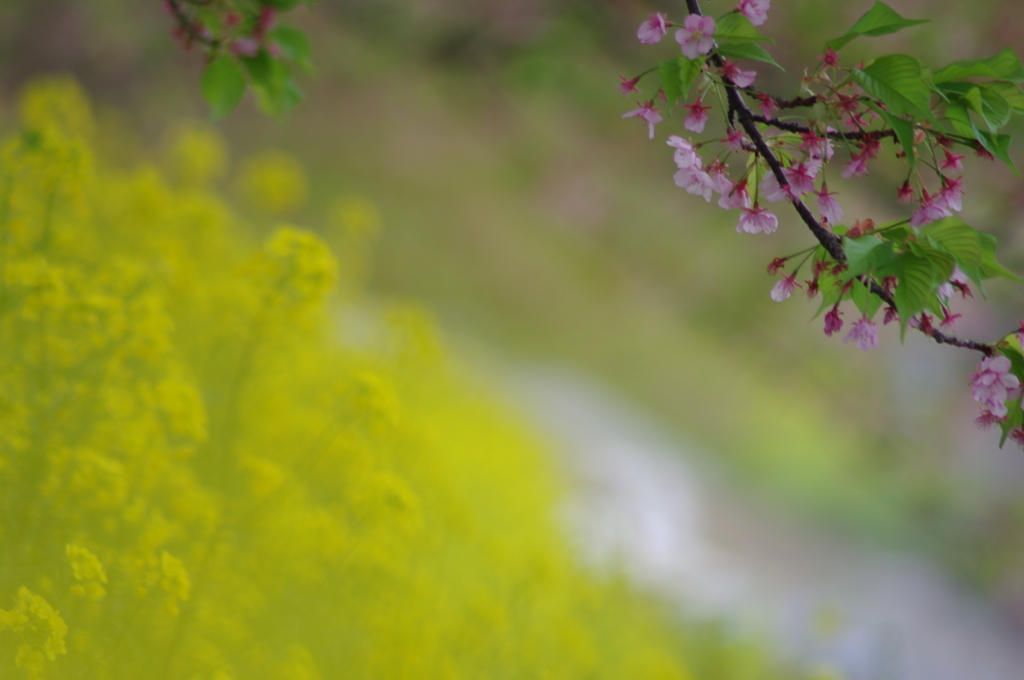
[4,0,1024,620]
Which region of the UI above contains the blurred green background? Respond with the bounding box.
[4,0,1024,622]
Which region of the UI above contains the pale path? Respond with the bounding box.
[515,368,1024,680]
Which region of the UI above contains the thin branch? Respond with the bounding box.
[776,95,821,109]
[748,113,897,142]
[165,0,217,49]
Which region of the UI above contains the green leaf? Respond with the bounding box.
[865,101,916,170]
[678,57,704,99]
[245,53,300,119]
[999,397,1023,447]
[659,58,705,109]
[826,1,929,51]
[933,48,1024,84]
[853,55,937,124]
[270,26,312,71]
[979,84,1012,130]
[893,252,937,337]
[850,278,884,320]
[943,103,975,138]
[715,13,774,45]
[658,59,683,108]
[979,232,1024,282]
[910,239,956,283]
[975,127,1018,174]
[987,81,1024,113]
[715,43,783,70]
[241,50,275,86]
[920,218,983,286]
[843,235,895,279]
[201,54,247,120]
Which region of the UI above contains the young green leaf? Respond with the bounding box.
[678,57,704,96]
[826,1,928,51]
[919,218,983,286]
[715,13,774,45]
[933,48,1024,84]
[715,43,783,70]
[979,84,1012,130]
[658,59,682,108]
[850,278,884,320]
[270,26,313,71]
[853,55,937,124]
[987,81,1024,113]
[943,102,975,138]
[893,252,937,337]
[843,234,895,279]
[979,232,1024,281]
[999,398,1023,447]
[659,57,704,109]
[201,54,247,120]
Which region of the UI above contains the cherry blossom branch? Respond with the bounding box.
[683,0,994,355]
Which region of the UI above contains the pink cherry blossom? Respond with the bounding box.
[755,93,778,118]
[759,171,789,202]
[706,160,734,195]
[937,176,964,212]
[800,130,834,162]
[720,59,757,88]
[823,305,844,337]
[970,355,1020,418]
[814,183,843,224]
[883,306,899,325]
[938,267,970,300]
[738,0,771,26]
[976,146,996,161]
[726,128,748,151]
[637,13,668,44]
[841,154,869,178]
[782,161,818,197]
[1010,428,1024,449]
[975,409,1004,429]
[858,137,882,160]
[683,97,712,133]
[940,148,966,174]
[674,166,715,202]
[718,179,751,210]
[231,38,260,57]
[622,101,662,139]
[896,181,916,204]
[818,46,840,67]
[736,203,779,234]
[770,273,801,302]
[843,316,878,351]
[767,257,787,275]
[939,309,962,331]
[910,189,952,228]
[617,75,642,96]
[675,15,716,60]
[667,136,702,173]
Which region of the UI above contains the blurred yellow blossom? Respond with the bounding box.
[236,150,307,213]
[0,78,786,680]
